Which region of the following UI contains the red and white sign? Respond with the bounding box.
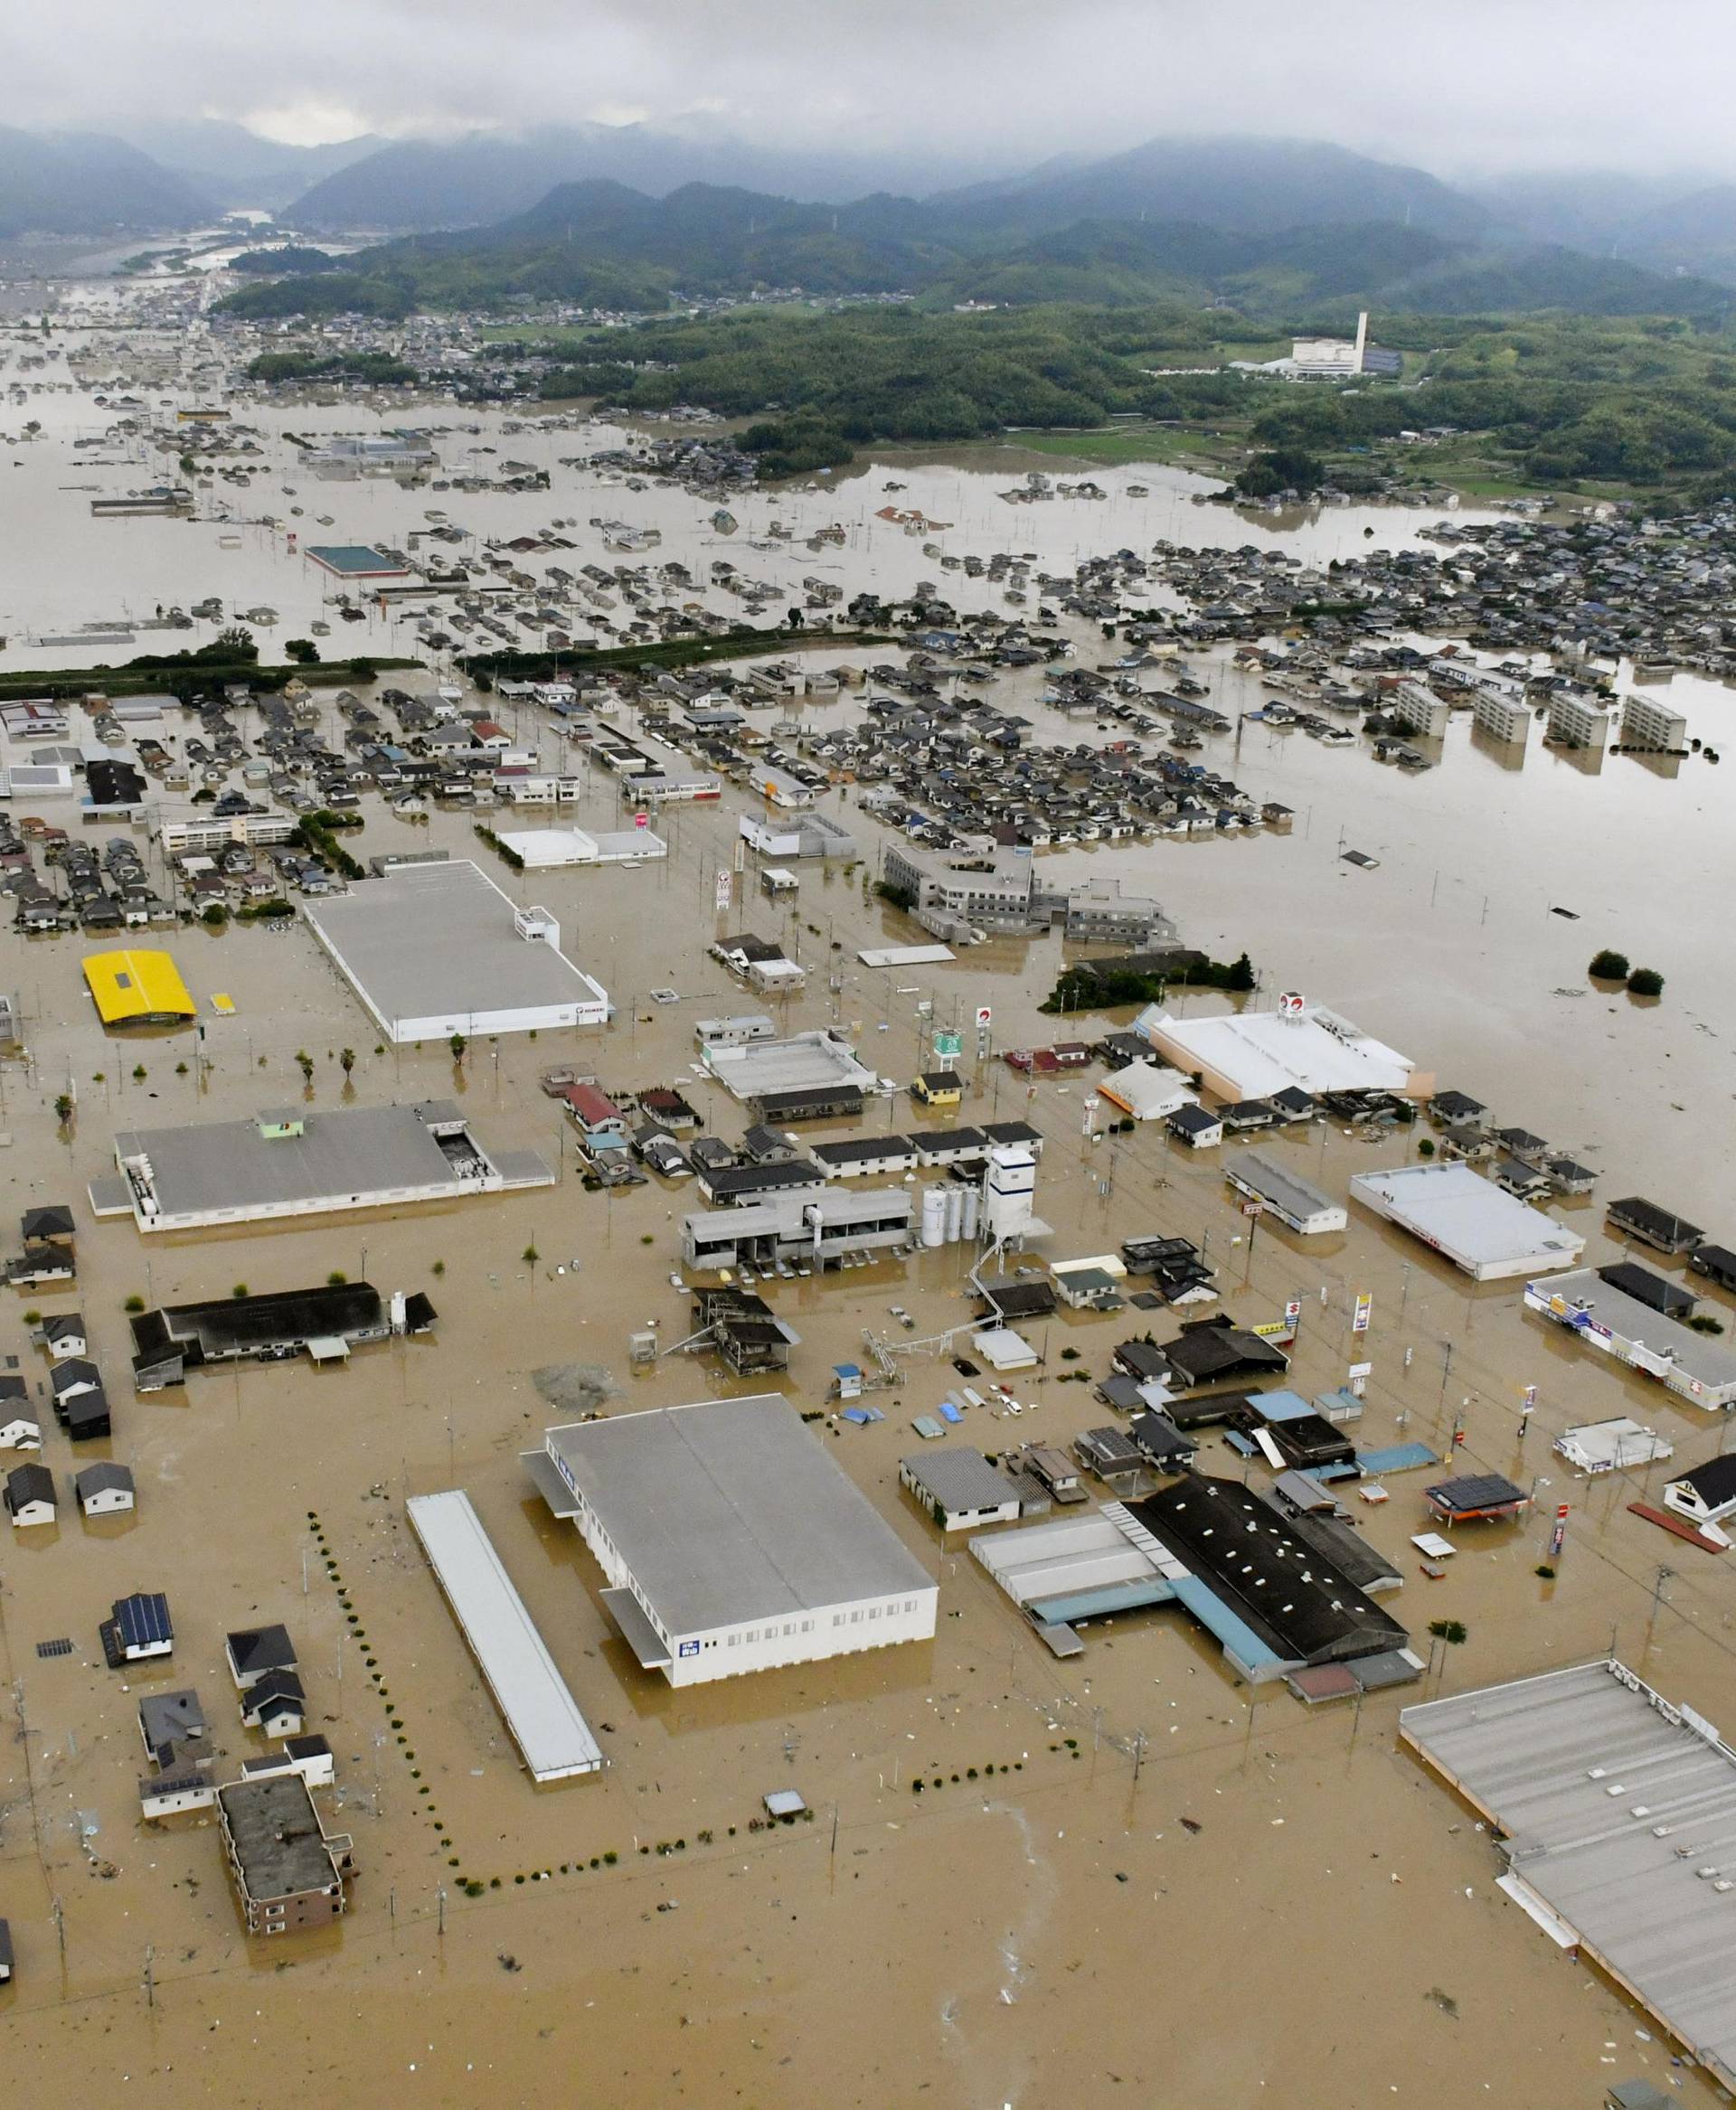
[1278,990,1305,1017]
[634,811,648,829]
[975,1004,993,1029]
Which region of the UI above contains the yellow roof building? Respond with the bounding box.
[82,949,196,1029]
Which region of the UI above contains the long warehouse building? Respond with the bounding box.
[407,1490,602,1782]
[1401,1659,1736,2089]
[525,1393,936,1686]
[99,1100,552,1233]
[1350,1162,1586,1280]
[306,859,609,1041]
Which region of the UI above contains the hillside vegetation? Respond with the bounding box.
[217,171,1736,325]
[525,304,1736,497]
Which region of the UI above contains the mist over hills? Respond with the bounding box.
[4,115,1736,329]
[218,155,1734,325]
[0,126,212,235]
[282,122,1005,231]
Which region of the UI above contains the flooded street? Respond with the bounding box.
[0,299,1731,2106]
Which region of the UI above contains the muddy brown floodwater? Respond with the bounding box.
[0,311,1731,2108]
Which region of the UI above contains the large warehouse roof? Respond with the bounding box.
[1402,1660,1736,2086]
[305,860,607,1035]
[1351,1162,1586,1279]
[407,1491,601,1782]
[544,1394,932,1635]
[83,948,195,1027]
[112,1101,550,1225]
[1139,1001,1419,1098]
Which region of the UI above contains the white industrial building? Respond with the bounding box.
[1350,1163,1586,1280]
[1098,1062,1195,1122]
[680,1186,913,1272]
[99,1100,552,1233]
[525,1394,937,1686]
[1138,1000,1429,1104]
[1224,1152,1347,1235]
[406,1490,603,1782]
[495,825,667,869]
[305,859,609,1041]
[738,812,859,861]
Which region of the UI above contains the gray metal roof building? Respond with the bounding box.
[702,1030,877,1103]
[406,1490,602,1782]
[528,1394,936,1686]
[105,1101,552,1232]
[1524,1267,1736,1410]
[1223,1151,1347,1235]
[305,860,609,1041]
[899,1447,1024,1531]
[1401,1659,1736,2087]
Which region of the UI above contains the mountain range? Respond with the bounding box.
[215,163,1735,325]
[8,119,1736,322]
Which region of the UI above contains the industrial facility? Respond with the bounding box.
[524,1394,938,1686]
[99,1100,552,1233]
[305,859,609,1041]
[1350,1162,1588,1279]
[1401,1660,1736,2092]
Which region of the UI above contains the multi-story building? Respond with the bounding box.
[1620,692,1689,753]
[1472,686,1533,746]
[1062,876,1175,947]
[1547,688,1618,750]
[216,1774,353,1935]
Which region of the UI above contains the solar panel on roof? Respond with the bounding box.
[116,1593,172,1651]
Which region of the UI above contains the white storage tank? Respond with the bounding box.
[943,1183,965,1243]
[920,1186,948,1248]
[960,1187,981,1242]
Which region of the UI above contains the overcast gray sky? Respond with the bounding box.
[0,0,1722,179]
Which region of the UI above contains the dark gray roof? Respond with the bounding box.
[5,1462,53,1508]
[140,1687,205,1749]
[228,1624,297,1679]
[1670,1453,1736,1507]
[74,1461,134,1498]
[217,1774,339,1901]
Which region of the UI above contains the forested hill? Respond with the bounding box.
[217,174,1733,324]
